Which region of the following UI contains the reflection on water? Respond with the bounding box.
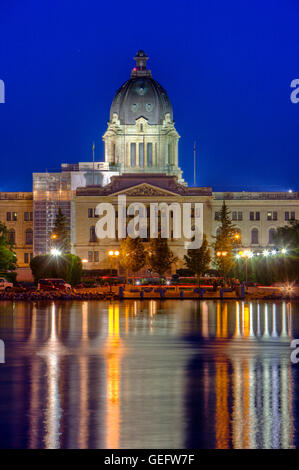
[0,300,298,449]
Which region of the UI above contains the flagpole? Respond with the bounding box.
[92,142,95,185]
[193,141,196,186]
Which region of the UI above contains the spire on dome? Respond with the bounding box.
[131,50,152,77]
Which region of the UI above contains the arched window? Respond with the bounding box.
[269,228,276,245]
[8,229,15,244]
[251,228,259,245]
[25,228,33,245]
[89,226,96,242]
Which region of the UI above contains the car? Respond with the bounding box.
[0,277,14,292]
[38,279,72,292]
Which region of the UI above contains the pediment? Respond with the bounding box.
[112,183,179,197]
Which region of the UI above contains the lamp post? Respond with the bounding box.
[238,250,252,284]
[108,250,120,276]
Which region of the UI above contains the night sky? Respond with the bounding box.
[0,0,298,192]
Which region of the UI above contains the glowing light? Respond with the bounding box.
[82,259,88,263]
[50,248,61,256]
[281,248,287,254]
[114,250,120,256]
[108,250,114,256]
[271,250,277,255]
[263,250,269,257]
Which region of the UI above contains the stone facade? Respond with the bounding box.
[0,192,33,268]
[72,174,213,273]
[1,51,298,275]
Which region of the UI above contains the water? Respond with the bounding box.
[0,299,298,449]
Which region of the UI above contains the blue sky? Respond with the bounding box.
[0,0,298,191]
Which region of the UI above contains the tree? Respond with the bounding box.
[119,236,146,281]
[213,201,236,277]
[147,236,177,278]
[0,222,17,272]
[51,207,70,253]
[30,253,82,285]
[184,234,211,283]
[273,220,299,256]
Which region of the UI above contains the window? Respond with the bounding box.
[215,212,220,221]
[251,228,259,244]
[24,253,29,264]
[168,144,171,165]
[140,123,143,132]
[8,229,15,244]
[6,212,11,221]
[12,212,17,221]
[89,226,96,242]
[285,212,295,221]
[269,228,276,244]
[94,251,99,262]
[233,211,242,221]
[216,227,221,237]
[267,211,277,221]
[24,212,33,221]
[25,229,33,245]
[88,251,93,262]
[88,208,93,218]
[130,143,136,166]
[147,143,153,167]
[250,212,260,221]
[139,143,144,167]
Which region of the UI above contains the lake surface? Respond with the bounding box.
[0,299,298,449]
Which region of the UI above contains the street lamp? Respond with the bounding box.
[108,250,120,275]
[238,250,252,284]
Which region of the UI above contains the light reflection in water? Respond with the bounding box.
[0,300,297,449]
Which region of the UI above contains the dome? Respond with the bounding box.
[109,51,173,125]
